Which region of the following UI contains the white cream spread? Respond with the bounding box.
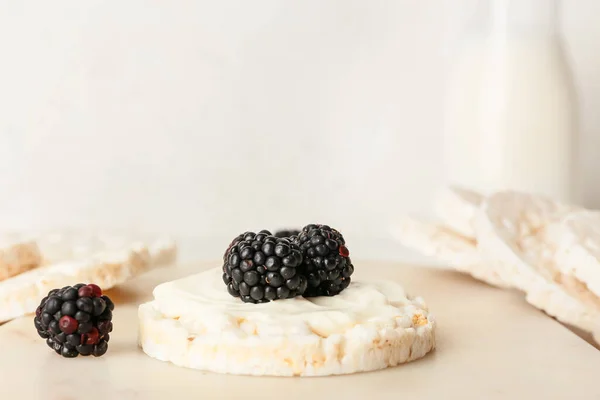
[152,267,429,339]
[140,266,435,376]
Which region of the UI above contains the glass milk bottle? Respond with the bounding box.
[442,0,578,203]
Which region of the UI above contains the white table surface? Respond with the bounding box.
[0,261,599,399]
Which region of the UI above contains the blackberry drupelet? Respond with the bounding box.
[274,229,300,239]
[222,230,307,303]
[34,283,114,358]
[294,224,354,297]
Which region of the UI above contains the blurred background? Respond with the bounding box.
[0,0,597,261]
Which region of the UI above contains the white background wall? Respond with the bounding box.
[0,1,598,260]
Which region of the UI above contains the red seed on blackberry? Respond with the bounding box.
[82,327,99,345]
[59,316,79,334]
[78,285,94,298]
[339,245,349,257]
[87,284,103,298]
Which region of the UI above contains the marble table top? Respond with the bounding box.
[0,261,599,399]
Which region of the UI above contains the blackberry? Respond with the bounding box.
[34,283,114,358]
[222,230,307,303]
[294,224,354,297]
[274,229,300,239]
